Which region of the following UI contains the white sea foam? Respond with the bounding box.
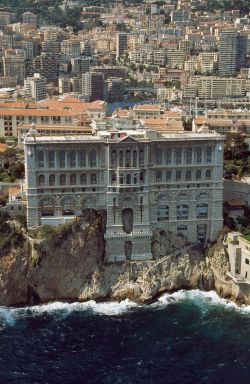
[1,290,250,329]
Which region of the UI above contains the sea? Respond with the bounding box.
[0,290,250,384]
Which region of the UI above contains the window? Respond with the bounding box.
[195,147,202,163]
[245,259,249,265]
[133,174,137,184]
[49,174,55,186]
[38,151,44,167]
[126,174,131,184]
[206,146,212,163]
[186,148,192,164]
[59,151,65,167]
[166,170,171,181]
[125,150,131,167]
[156,149,162,165]
[176,170,182,181]
[90,150,97,167]
[156,171,162,182]
[133,150,137,167]
[79,150,86,167]
[91,173,97,184]
[140,171,144,182]
[177,204,189,220]
[38,174,45,186]
[139,150,144,166]
[186,170,191,181]
[175,148,182,164]
[166,148,172,164]
[119,151,123,167]
[111,150,116,165]
[120,173,124,184]
[205,169,211,179]
[69,151,76,167]
[48,151,55,167]
[196,170,201,180]
[80,173,86,184]
[157,205,169,221]
[197,203,208,218]
[111,173,116,183]
[60,174,66,185]
[70,174,76,185]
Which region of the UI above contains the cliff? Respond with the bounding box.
[0,211,249,306]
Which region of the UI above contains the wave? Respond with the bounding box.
[1,290,250,330]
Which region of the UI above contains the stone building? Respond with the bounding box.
[24,121,224,262]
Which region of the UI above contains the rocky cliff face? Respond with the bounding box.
[0,212,247,306]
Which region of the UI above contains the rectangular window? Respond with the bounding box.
[166,170,171,181]
[245,259,249,265]
[176,170,182,181]
[59,151,65,167]
[139,150,144,166]
[206,146,212,163]
[186,148,192,164]
[196,147,202,163]
[166,148,172,164]
[156,149,162,165]
[156,171,162,182]
[176,148,182,164]
[48,151,55,168]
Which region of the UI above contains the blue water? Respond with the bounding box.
[0,290,250,384]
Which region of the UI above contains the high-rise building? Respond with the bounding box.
[82,72,104,101]
[105,77,124,102]
[25,73,46,101]
[3,49,25,85]
[219,31,247,76]
[71,57,91,76]
[116,32,127,60]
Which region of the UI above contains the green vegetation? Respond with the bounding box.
[223,133,250,179]
[241,234,250,242]
[196,0,250,14]
[0,212,25,255]
[0,146,24,182]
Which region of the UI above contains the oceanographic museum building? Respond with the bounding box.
[24,120,224,262]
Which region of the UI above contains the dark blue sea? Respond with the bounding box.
[0,290,250,384]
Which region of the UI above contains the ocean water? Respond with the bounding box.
[0,290,250,384]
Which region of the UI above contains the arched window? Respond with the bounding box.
[197,203,208,218]
[69,150,76,167]
[205,169,211,179]
[196,170,201,180]
[157,205,169,221]
[70,174,76,185]
[176,170,182,181]
[48,151,55,167]
[126,174,131,184]
[90,150,97,167]
[38,151,44,167]
[38,174,45,186]
[177,204,189,220]
[49,174,55,186]
[79,150,86,167]
[60,174,66,185]
[91,173,97,184]
[133,173,137,184]
[80,173,86,184]
[186,170,191,181]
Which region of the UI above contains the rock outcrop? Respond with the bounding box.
[0,212,248,306]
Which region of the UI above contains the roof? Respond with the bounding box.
[225,199,246,207]
[133,104,161,111]
[9,187,21,196]
[0,143,7,152]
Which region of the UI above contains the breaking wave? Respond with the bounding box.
[1,290,250,330]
